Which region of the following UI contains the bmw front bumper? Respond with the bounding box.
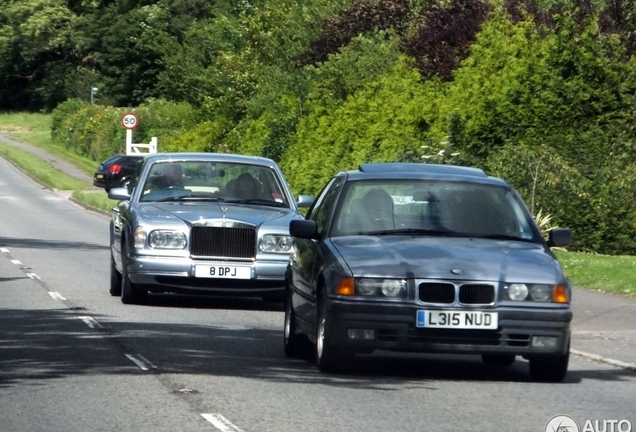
[324,299,572,358]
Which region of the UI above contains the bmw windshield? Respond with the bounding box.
[330,179,539,241]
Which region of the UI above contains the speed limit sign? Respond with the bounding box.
[121,112,139,130]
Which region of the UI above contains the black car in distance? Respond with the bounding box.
[285,163,574,382]
[93,154,145,191]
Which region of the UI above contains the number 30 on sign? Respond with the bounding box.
[121,113,139,130]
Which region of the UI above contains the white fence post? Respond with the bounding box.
[126,136,158,155]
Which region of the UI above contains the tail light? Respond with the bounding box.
[108,164,123,174]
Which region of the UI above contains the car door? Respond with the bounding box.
[292,176,344,327]
[110,160,144,269]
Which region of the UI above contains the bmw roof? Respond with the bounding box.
[359,163,487,177]
[341,163,507,185]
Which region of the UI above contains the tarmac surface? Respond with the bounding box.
[1,130,635,373]
[0,132,94,183]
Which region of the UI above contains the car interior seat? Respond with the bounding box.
[353,188,395,232]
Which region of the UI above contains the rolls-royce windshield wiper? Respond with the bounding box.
[154,195,226,202]
[225,198,288,207]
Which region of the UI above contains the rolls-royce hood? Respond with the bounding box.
[137,202,300,229]
[331,235,564,284]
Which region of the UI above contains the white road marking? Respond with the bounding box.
[78,316,102,329]
[201,414,245,432]
[48,292,66,300]
[10,259,21,265]
[572,349,636,371]
[26,273,41,280]
[125,354,157,371]
[1,247,8,253]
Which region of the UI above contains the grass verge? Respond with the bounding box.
[11,130,97,175]
[0,140,115,213]
[554,250,636,298]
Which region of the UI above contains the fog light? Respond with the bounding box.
[532,336,558,348]
[347,329,375,340]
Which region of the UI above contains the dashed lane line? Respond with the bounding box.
[201,414,245,432]
[78,316,102,329]
[125,353,157,371]
[48,292,66,301]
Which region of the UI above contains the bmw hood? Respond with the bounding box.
[331,236,564,284]
[138,202,300,230]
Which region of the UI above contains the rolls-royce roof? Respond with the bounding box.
[143,152,278,167]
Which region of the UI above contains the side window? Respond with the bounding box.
[308,176,344,234]
[127,160,145,194]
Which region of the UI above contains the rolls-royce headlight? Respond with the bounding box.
[356,279,407,298]
[148,230,187,249]
[259,235,293,253]
[134,226,147,248]
[506,283,529,301]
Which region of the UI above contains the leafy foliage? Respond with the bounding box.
[403,0,493,81]
[4,0,636,255]
[296,0,410,67]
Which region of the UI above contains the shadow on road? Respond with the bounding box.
[0,236,108,251]
[2,299,633,391]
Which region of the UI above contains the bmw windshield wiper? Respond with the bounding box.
[364,228,462,236]
[472,233,533,242]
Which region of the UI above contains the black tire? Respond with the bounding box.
[529,347,569,382]
[481,354,516,367]
[283,286,303,358]
[315,292,352,373]
[121,243,148,305]
[109,253,122,296]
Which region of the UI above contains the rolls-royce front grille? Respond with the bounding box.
[190,226,256,259]
[459,284,495,304]
[419,283,455,303]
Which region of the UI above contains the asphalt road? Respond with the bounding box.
[1,144,635,432]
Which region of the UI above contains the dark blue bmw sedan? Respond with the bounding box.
[284,163,573,382]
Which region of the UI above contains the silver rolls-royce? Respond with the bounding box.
[107,152,313,305]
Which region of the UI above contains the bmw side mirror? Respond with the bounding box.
[290,220,318,239]
[297,195,315,208]
[547,228,573,248]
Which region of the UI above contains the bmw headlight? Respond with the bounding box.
[506,283,564,302]
[356,279,407,298]
[259,234,293,253]
[148,230,187,249]
[530,284,552,302]
[506,283,529,301]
